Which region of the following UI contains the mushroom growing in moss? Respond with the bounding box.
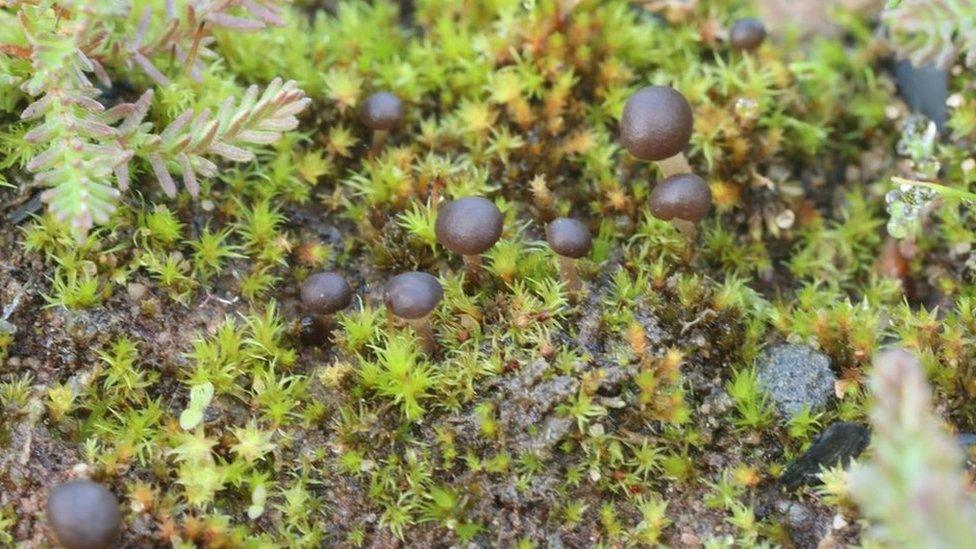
[435,196,503,281]
[649,173,713,238]
[729,18,767,52]
[46,479,122,549]
[299,271,353,344]
[546,217,592,298]
[360,91,404,153]
[620,85,694,178]
[384,271,443,352]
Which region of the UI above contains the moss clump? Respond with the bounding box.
[2,0,976,546]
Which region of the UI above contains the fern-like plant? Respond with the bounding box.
[1,0,307,239]
[883,0,976,69]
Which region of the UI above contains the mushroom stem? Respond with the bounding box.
[370,129,390,155]
[671,218,698,240]
[656,152,691,178]
[406,316,438,353]
[462,254,484,281]
[557,255,582,296]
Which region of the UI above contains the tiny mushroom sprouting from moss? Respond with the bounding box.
[729,17,767,52]
[649,173,713,238]
[360,91,404,153]
[620,85,694,178]
[546,217,592,298]
[435,196,504,281]
[384,271,444,352]
[46,479,122,549]
[299,271,353,344]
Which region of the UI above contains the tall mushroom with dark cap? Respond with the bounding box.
[729,18,767,52]
[546,217,592,297]
[649,173,713,238]
[46,479,122,549]
[299,272,354,344]
[384,271,443,352]
[435,196,503,280]
[620,85,694,178]
[360,91,404,153]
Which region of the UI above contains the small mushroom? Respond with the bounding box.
[546,217,592,297]
[729,18,767,52]
[620,85,694,178]
[360,91,404,153]
[435,196,504,281]
[384,272,443,352]
[649,173,713,238]
[300,272,353,344]
[46,479,122,549]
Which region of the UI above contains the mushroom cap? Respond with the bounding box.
[360,91,404,131]
[729,18,767,51]
[546,218,592,259]
[384,272,443,320]
[620,85,694,161]
[435,197,504,256]
[46,480,121,549]
[300,272,353,315]
[649,173,713,223]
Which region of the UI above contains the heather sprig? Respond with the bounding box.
[848,349,976,547]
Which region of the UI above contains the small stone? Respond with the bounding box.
[126,283,147,301]
[779,422,870,490]
[757,343,836,419]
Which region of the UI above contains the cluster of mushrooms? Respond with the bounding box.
[40,17,769,549]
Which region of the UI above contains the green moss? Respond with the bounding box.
[3,0,976,546]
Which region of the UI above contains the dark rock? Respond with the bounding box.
[893,59,948,131]
[779,422,870,490]
[757,344,836,419]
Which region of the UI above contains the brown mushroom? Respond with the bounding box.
[649,173,713,238]
[299,272,353,344]
[384,271,443,352]
[729,18,767,52]
[546,217,592,297]
[620,85,694,178]
[360,91,404,153]
[47,479,121,549]
[435,196,503,281]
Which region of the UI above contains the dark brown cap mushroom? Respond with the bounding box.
[300,272,353,315]
[384,272,443,320]
[435,197,504,256]
[729,18,767,51]
[46,479,121,549]
[620,85,694,162]
[546,218,592,297]
[546,218,592,259]
[360,91,404,131]
[649,173,712,224]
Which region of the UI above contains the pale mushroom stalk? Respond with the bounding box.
[462,254,484,280]
[657,152,692,178]
[557,255,582,293]
[405,315,438,353]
